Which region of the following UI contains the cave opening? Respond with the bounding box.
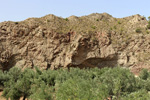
[69,57,118,69]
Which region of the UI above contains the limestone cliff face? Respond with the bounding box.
[0,13,150,73]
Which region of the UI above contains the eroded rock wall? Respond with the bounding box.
[0,13,150,73]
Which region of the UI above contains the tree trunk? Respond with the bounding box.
[23,95,26,100]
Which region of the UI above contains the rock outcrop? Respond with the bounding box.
[0,13,150,73]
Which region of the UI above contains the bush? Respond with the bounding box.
[117,21,121,24]
[65,18,69,21]
[121,89,150,100]
[2,67,22,100]
[139,69,149,80]
[147,24,150,29]
[56,77,109,100]
[135,28,141,33]
[147,21,150,29]
[29,82,52,100]
[0,71,9,90]
[96,19,99,21]
[148,16,150,21]
[99,67,137,99]
[113,25,117,29]
[91,25,96,29]
[2,68,35,100]
[1,66,150,100]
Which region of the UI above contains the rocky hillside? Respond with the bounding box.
[0,13,150,74]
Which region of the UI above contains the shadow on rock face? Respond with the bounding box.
[69,56,118,69]
[0,54,18,71]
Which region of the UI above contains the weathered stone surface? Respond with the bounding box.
[0,13,150,72]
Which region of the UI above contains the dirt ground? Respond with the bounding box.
[0,91,6,100]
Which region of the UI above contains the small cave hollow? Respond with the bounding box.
[0,55,17,71]
[70,57,118,69]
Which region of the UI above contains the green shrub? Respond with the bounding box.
[146,30,149,34]
[139,69,149,80]
[47,20,50,22]
[65,18,69,21]
[99,67,137,99]
[2,68,35,100]
[113,25,117,29]
[91,26,96,29]
[135,28,141,33]
[148,16,150,21]
[56,77,109,100]
[1,66,150,100]
[147,22,150,29]
[2,67,22,100]
[121,89,150,100]
[117,21,121,24]
[0,71,9,90]
[29,82,52,100]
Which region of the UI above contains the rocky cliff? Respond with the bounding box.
[0,13,150,73]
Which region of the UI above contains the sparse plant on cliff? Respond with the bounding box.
[110,27,113,30]
[148,16,150,21]
[117,21,121,24]
[146,30,149,34]
[147,21,150,29]
[15,22,19,24]
[91,25,96,29]
[147,24,150,29]
[135,28,141,33]
[113,25,117,29]
[65,18,69,21]
[46,19,50,22]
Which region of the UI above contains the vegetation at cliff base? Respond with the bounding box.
[0,67,150,100]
